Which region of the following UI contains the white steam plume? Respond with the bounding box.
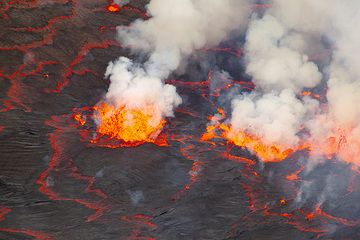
[104,57,181,124]
[245,14,322,94]
[229,6,322,150]
[231,90,318,147]
[117,0,253,78]
[270,0,360,166]
[104,0,254,126]
[229,0,360,167]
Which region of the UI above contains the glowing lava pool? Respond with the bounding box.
[0,1,360,240]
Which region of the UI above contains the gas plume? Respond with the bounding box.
[117,0,252,78]
[227,0,360,167]
[98,0,253,143]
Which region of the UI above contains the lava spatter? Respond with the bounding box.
[93,102,167,147]
[106,3,120,13]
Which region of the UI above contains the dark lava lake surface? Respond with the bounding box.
[0,0,359,239]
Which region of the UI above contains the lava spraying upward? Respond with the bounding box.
[95,102,165,144]
[94,57,181,145]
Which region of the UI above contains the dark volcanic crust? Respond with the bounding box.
[1,1,359,240]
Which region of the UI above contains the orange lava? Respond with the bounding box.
[306,213,315,221]
[200,125,218,142]
[201,108,226,142]
[286,165,305,181]
[220,124,300,162]
[73,113,86,126]
[201,109,305,162]
[106,3,120,12]
[94,102,165,145]
[300,91,321,99]
[301,91,312,97]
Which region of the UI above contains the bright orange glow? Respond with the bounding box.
[201,109,306,162]
[306,213,315,221]
[200,125,218,141]
[74,113,86,126]
[94,102,165,145]
[220,124,302,162]
[201,109,226,142]
[300,91,321,100]
[217,108,225,117]
[286,165,304,181]
[106,4,120,12]
[301,91,311,96]
[201,109,360,166]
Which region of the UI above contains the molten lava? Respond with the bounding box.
[201,109,302,162]
[73,113,86,126]
[220,124,298,162]
[106,3,120,12]
[94,102,165,145]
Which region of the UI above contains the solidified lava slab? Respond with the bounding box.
[1,1,360,240]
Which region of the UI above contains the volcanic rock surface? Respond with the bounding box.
[0,1,359,239]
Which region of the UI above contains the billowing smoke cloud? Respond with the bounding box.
[117,0,253,78]
[230,90,318,148]
[103,0,254,127]
[229,11,322,149]
[104,57,181,125]
[228,0,360,167]
[245,14,322,93]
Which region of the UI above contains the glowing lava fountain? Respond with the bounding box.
[94,102,166,146]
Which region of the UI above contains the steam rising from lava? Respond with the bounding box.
[99,0,360,165]
[225,0,360,167]
[117,0,252,78]
[227,90,317,162]
[97,0,253,143]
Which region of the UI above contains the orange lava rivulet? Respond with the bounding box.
[94,102,166,146]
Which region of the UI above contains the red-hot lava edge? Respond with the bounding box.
[72,63,358,239]
[0,1,357,239]
[0,0,155,112]
[168,70,360,238]
[0,207,53,240]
